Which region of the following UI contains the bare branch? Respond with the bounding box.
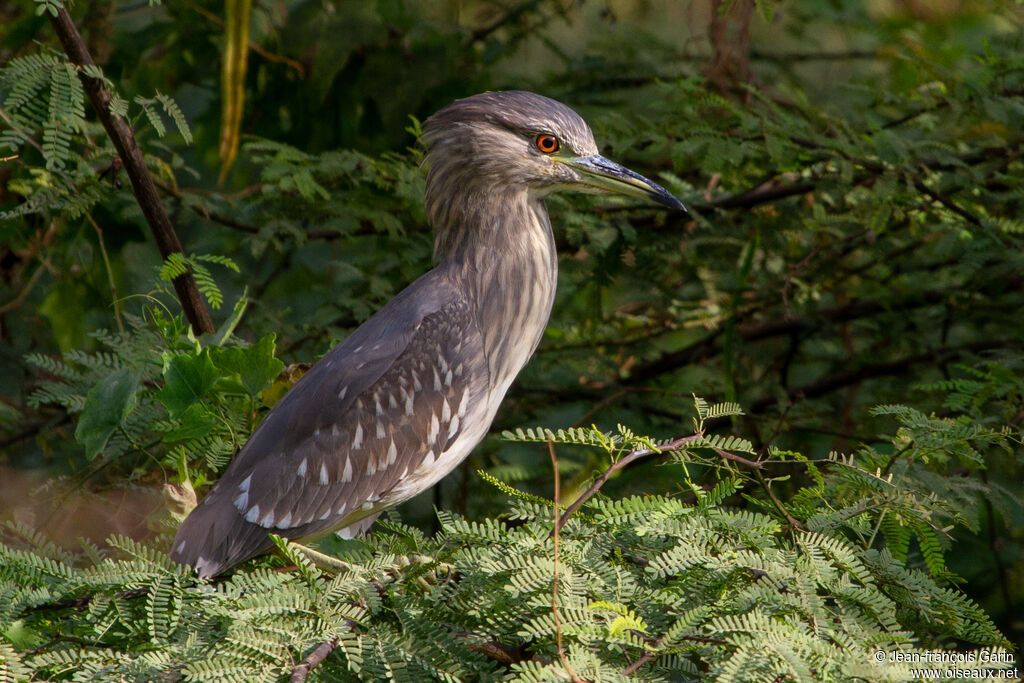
[289,637,340,683]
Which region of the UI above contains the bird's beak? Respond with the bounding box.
[562,155,686,211]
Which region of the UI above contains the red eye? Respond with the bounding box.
[535,134,560,154]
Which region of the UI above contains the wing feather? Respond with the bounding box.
[171,266,490,576]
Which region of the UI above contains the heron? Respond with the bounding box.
[170,91,685,577]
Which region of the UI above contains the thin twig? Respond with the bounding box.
[571,388,661,429]
[0,413,71,451]
[548,442,586,683]
[155,180,393,241]
[711,447,763,470]
[623,282,1010,388]
[31,587,149,612]
[555,435,702,532]
[620,632,728,675]
[0,105,45,155]
[621,636,663,676]
[702,179,815,210]
[155,180,260,234]
[84,212,125,334]
[0,262,48,314]
[752,468,801,530]
[749,339,1019,414]
[913,179,984,227]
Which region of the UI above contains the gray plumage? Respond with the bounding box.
[171,91,683,577]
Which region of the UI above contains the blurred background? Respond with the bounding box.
[1,0,1022,647]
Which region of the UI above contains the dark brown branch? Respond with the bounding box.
[155,180,261,235]
[290,637,340,683]
[0,413,71,451]
[48,6,215,335]
[467,0,545,45]
[294,622,537,678]
[461,636,535,666]
[688,136,1024,217]
[711,446,763,471]
[621,637,664,675]
[156,181,410,242]
[570,388,663,428]
[750,339,1019,414]
[0,261,49,314]
[624,283,1006,386]
[704,180,816,210]
[913,179,983,227]
[695,146,1017,214]
[750,49,880,63]
[620,628,729,674]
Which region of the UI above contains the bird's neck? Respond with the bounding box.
[432,188,558,397]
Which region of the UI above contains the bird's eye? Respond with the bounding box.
[535,134,560,154]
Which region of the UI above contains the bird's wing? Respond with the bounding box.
[171,266,490,577]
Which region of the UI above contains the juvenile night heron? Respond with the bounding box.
[171,91,684,577]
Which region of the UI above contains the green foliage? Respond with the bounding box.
[1,51,190,222]
[74,366,139,459]
[23,306,286,485]
[8,273,1017,677]
[135,92,194,144]
[158,253,239,310]
[2,0,1024,678]
[157,349,220,418]
[1,53,84,171]
[0,410,1015,681]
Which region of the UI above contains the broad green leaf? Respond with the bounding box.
[210,334,285,396]
[157,349,219,417]
[161,403,217,442]
[74,367,139,459]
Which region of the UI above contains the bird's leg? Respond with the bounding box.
[288,542,355,573]
[288,542,454,586]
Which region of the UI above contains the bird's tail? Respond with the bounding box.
[169,489,274,578]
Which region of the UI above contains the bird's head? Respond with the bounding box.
[422,91,685,229]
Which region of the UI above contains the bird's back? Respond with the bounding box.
[171,264,492,577]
